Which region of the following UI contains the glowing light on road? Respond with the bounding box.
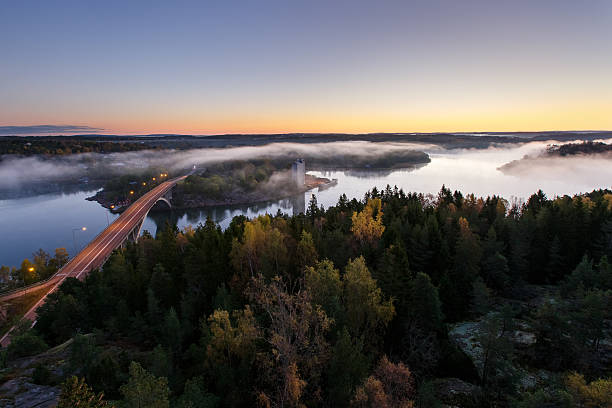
[1,174,186,347]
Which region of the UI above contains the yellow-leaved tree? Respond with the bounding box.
[565,372,612,407]
[351,198,385,245]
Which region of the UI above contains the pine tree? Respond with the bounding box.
[546,236,564,283]
[326,328,369,407]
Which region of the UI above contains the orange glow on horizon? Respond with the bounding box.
[80,104,612,135]
[8,98,611,135]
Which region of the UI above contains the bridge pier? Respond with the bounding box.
[122,190,174,246]
[126,218,144,244]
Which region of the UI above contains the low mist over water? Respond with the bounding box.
[1,139,610,268]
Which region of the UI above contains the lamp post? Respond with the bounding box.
[72,226,87,255]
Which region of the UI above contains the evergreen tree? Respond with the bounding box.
[326,328,369,407]
[443,217,482,320]
[546,236,564,283]
[375,243,411,315]
[407,272,444,333]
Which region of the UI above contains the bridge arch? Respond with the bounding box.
[153,196,172,209]
[128,196,173,241]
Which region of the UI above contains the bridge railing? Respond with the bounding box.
[0,176,186,303]
[0,274,61,300]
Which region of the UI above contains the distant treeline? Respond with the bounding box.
[4,185,611,407]
[0,137,160,156]
[4,131,612,152]
[547,141,612,156]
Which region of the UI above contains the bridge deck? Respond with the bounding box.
[0,175,187,346]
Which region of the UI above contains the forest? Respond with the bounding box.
[0,138,159,157]
[546,141,612,157]
[177,161,280,201]
[1,186,611,407]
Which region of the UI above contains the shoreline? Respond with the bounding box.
[87,174,336,212]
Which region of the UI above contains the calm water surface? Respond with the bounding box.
[1,141,610,268]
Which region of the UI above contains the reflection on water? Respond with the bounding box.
[142,193,306,233]
[339,163,428,179]
[1,140,611,268]
[0,181,104,201]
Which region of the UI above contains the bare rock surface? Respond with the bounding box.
[0,338,74,408]
[0,376,59,408]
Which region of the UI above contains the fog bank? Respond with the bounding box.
[0,141,432,188]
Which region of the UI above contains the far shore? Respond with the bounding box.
[87,174,335,211]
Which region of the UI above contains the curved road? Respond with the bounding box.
[0,175,187,346]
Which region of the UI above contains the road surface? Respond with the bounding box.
[0,175,187,346]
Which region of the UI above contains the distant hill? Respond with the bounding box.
[3,131,612,151]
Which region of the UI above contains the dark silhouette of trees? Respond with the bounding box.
[20,186,612,407]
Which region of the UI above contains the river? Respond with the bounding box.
[1,140,610,268]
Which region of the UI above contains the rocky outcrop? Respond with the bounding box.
[434,377,481,407]
[0,338,75,407]
[0,376,59,408]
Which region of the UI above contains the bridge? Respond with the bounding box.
[0,174,188,346]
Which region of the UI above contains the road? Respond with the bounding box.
[0,175,187,346]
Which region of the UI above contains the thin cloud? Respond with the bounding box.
[0,125,103,136]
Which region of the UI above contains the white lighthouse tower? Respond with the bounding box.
[291,159,305,187]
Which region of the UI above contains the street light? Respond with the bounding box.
[72,227,87,255]
[108,205,116,224]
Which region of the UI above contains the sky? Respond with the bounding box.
[1,0,611,135]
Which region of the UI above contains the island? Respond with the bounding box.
[498,140,612,175]
[87,149,430,210]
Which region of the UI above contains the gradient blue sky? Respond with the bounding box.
[1,0,611,134]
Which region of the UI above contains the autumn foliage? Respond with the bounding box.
[352,356,415,408]
[351,198,385,245]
